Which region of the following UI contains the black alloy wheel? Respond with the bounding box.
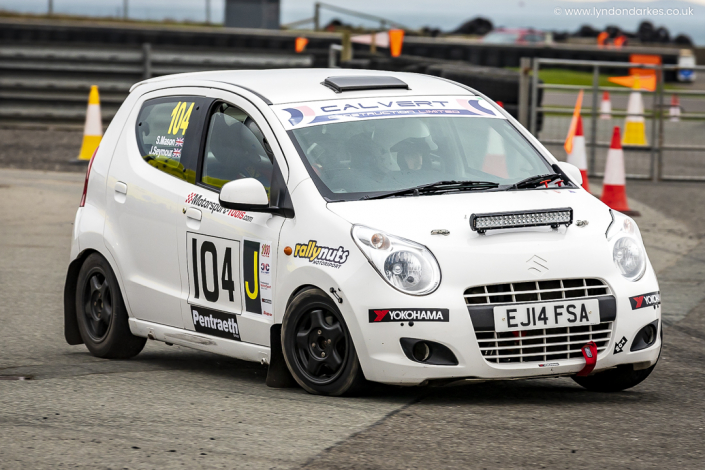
[75,253,146,359]
[294,307,348,383]
[282,288,365,396]
[82,269,113,342]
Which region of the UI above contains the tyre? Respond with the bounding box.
[572,360,658,392]
[281,288,365,396]
[75,253,146,359]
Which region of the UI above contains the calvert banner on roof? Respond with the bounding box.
[272,96,506,130]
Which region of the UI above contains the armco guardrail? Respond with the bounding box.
[0,44,313,126]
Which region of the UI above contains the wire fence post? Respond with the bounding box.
[590,65,599,176]
[650,65,660,182]
[518,57,531,128]
[656,66,665,181]
[529,58,539,136]
[142,43,152,80]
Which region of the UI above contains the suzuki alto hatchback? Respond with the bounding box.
[64,70,661,395]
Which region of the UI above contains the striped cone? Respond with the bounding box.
[602,127,638,216]
[669,94,681,122]
[599,91,611,120]
[482,127,508,178]
[566,116,590,192]
[622,78,647,146]
[77,86,102,161]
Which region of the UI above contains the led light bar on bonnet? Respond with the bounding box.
[470,208,573,233]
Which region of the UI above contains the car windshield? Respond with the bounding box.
[289,116,553,201]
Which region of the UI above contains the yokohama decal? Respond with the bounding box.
[369,308,449,323]
[629,291,661,310]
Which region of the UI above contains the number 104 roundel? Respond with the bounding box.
[64,69,662,396]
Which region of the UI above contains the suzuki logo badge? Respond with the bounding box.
[527,255,548,273]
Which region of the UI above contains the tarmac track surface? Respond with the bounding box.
[0,169,704,469]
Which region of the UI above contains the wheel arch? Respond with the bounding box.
[63,249,98,345]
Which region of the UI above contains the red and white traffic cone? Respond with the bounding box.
[482,127,508,178]
[599,91,612,120]
[566,116,590,192]
[669,94,681,122]
[601,127,639,216]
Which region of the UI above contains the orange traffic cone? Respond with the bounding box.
[77,85,102,161]
[482,127,508,178]
[566,116,590,192]
[599,91,612,120]
[669,94,681,122]
[389,29,404,58]
[601,127,639,216]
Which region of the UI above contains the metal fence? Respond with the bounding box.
[521,57,705,182]
[0,43,312,127]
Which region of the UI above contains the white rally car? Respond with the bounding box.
[64,69,662,395]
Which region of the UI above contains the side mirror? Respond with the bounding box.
[555,162,583,186]
[219,178,269,211]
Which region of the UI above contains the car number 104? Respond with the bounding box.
[493,299,600,333]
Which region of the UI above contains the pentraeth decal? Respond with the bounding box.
[242,239,274,316]
[191,305,240,341]
[629,291,661,310]
[272,95,505,130]
[369,309,450,323]
[294,241,349,269]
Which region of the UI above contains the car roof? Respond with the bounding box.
[135,68,473,105]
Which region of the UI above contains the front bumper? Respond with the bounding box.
[342,263,662,385]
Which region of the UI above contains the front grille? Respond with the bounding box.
[464,278,612,305]
[475,322,613,363]
[465,279,614,364]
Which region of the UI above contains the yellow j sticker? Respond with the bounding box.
[246,251,259,300]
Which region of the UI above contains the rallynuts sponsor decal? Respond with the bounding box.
[294,240,349,269]
[629,291,661,310]
[191,305,240,341]
[185,192,253,222]
[369,309,450,323]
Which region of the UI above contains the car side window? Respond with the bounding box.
[201,102,273,199]
[135,96,207,184]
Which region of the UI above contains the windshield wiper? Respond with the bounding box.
[506,173,561,190]
[364,180,499,200]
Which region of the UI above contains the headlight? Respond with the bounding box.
[351,225,441,295]
[607,210,647,282]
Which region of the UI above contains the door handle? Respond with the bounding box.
[115,182,127,195]
[185,207,202,221]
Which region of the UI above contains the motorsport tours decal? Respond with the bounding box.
[294,240,349,268]
[369,308,450,323]
[629,291,661,310]
[242,239,274,317]
[185,192,253,222]
[272,95,505,130]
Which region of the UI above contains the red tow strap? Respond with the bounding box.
[577,341,598,377]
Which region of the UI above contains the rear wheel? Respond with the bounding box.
[281,288,365,396]
[75,253,146,359]
[572,360,658,392]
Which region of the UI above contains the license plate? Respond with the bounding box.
[493,299,600,333]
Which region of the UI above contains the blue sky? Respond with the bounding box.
[1,0,702,42]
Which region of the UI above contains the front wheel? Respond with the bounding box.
[572,360,658,392]
[281,288,365,396]
[75,253,146,359]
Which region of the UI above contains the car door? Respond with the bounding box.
[176,90,289,346]
[104,89,210,327]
